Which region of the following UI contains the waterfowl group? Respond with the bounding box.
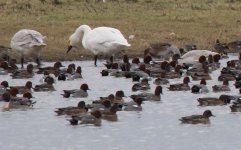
[1,25,241,128]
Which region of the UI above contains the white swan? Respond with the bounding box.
[10,29,46,68]
[179,50,218,64]
[66,25,130,66]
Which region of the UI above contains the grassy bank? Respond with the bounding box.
[0,0,241,61]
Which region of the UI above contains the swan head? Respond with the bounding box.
[67,34,78,53]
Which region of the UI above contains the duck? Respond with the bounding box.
[92,94,115,104]
[39,71,56,83]
[33,76,55,92]
[190,62,212,81]
[186,55,208,75]
[130,64,150,78]
[118,54,131,71]
[168,77,191,91]
[87,100,111,112]
[71,66,83,79]
[230,102,241,112]
[218,74,236,81]
[165,65,183,79]
[55,101,88,116]
[191,78,209,94]
[10,29,46,68]
[144,43,181,60]
[36,61,64,74]
[123,97,143,111]
[183,44,197,52]
[214,39,229,55]
[10,81,32,94]
[100,69,109,76]
[227,40,241,51]
[112,90,126,106]
[0,81,9,96]
[153,76,169,85]
[0,45,10,61]
[11,64,34,79]
[2,92,35,111]
[197,95,231,106]
[212,80,230,92]
[101,105,118,122]
[230,104,241,112]
[69,110,102,126]
[10,92,34,102]
[179,110,215,124]
[208,54,221,71]
[66,24,130,66]
[132,78,150,91]
[130,86,162,101]
[62,83,90,98]
[0,62,10,75]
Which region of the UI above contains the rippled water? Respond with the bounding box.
[1,54,241,150]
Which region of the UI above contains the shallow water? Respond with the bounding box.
[1,54,241,150]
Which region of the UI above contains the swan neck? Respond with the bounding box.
[75,25,91,38]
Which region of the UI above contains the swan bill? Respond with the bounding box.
[66,45,73,53]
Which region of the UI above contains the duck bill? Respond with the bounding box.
[212,114,216,117]
[66,45,73,53]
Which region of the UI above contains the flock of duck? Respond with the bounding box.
[1,24,241,126]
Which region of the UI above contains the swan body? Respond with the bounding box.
[179,50,218,65]
[67,25,130,66]
[10,29,46,68]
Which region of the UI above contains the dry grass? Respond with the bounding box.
[0,0,241,61]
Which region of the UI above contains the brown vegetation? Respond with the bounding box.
[0,0,241,61]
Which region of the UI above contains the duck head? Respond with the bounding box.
[203,110,215,118]
[80,84,90,92]
[132,57,140,64]
[115,90,126,98]
[23,92,33,99]
[155,86,163,96]
[183,77,190,84]
[27,64,34,73]
[91,110,102,119]
[1,81,8,88]
[77,101,86,108]
[200,78,206,85]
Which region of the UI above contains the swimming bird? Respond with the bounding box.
[144,43,181,60]
[33,76,55,92]
[66,25,130,66]
[0,45,10,61]
[179,110,215,124]
[130,86,162,101]
[55,101,88,116]
[10,81,33,94]
[197,95,231,106]
[11,64,34,79]
[191,78,209,94]
[212,80,230,92]
[2,92,35,111]
[69,110,102,126]
[168,77,191,91]
[62,83,90,98]
[10,29,46,68]
[123,97,143,111]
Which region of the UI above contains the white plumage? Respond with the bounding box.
[179,50,218,64]
[10,29,46,68]
[67,25,130,66]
